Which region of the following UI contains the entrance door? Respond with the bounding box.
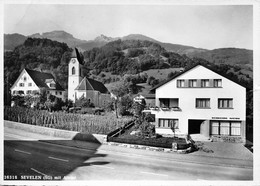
[188,119,205,134]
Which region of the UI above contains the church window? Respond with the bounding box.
[72,67,75,75]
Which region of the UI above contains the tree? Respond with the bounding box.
[45,94,56,112]
[147,76,155,85]
[138,119,155,138]
[170,120,178,138]
[167,71,177,79]
[132,99,146,117]
[117,95,133,116]
[11,95,25,107]
[75,95,95,108]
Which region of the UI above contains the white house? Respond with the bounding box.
[11,68,66,101]
[133,94,155,107]
[68,48,111,107]
[150,64,246,142]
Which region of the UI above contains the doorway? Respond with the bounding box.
[188,119,205,134]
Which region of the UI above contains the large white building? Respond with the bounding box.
[68,48,111,107]
[10,68,66,101]
[150,64,246,142]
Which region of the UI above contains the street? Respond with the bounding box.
[4,127,253,181]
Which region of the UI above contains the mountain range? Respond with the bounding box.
[4,30,253,69]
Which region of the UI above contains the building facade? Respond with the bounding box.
[68,48,111,107]
[150,64,246,142]
[10,68,66,101]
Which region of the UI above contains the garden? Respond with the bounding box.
[107,114,192,150]
[4,106,133,135]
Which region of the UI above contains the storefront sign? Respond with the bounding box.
[212,117,228,119]
[229,117,240,120]
[212,117,240,120]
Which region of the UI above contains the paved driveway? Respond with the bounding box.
[190,141,253,161]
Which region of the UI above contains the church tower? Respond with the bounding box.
[68,48,83,102]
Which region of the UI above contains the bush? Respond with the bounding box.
[75,96,95,108]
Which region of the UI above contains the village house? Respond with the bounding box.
[68,48,111,107]
[149,63,246,142]
[133,94,155,107]
[10,68,66,102]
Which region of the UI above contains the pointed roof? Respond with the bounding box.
[71,48,84,65]
[25,68,64,91]
[150,63,246,92]
[75,77,109,93]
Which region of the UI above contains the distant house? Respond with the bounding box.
[133,94,155,107]
[10,68,66,101]
[68,48,111,107]
[149,63,246,142]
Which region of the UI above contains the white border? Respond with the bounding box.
[1,0,259,186]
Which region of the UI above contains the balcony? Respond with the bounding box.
[149,106,182,112]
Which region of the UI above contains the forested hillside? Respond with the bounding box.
[187,48,253,69]
[4,38,72,89]
[83,39,194,75]
[4,37,253,91]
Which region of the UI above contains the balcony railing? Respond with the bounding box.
[149,106,182,111]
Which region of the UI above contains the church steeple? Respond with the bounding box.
[71,48,83,65]
[68,48,84,102]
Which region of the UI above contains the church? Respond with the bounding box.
[68,48,111,108]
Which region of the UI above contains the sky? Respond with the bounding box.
[4,4,253,50]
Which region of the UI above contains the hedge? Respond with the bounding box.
[107,136,189,149]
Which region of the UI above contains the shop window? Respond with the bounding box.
[211,121,241,136]
[220,122,230,135]
[231,122,241,136]
[211,122,219,135]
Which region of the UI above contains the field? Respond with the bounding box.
[4,106,133,134]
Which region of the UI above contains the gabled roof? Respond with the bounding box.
[71,48,84,65]
[25,68,64,91]
[150,63,246,92]
[75,77,109,93]
[133,94,155,99]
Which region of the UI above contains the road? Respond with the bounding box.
[4,127,253,181]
